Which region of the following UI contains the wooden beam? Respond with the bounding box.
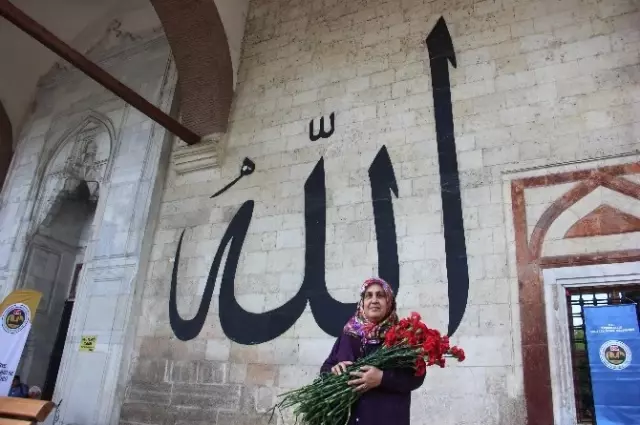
[0,0,201,145]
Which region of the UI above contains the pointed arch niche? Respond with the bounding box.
[508,160,640,425]
[30,112,115,236]
[18,112,115,391]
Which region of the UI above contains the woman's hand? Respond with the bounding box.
[331,361,353,376]
[348,365,383,393]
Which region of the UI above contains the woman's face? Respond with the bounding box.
[363,283,389,323]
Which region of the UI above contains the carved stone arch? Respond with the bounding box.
[29,111,115,237]
[529,173,640,258]
[43,110,116,175]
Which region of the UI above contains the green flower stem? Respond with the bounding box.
[274,344,428,425]
[270,344,460,425]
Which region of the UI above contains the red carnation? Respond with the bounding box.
[274,316,466,423]
[450,346,466,362]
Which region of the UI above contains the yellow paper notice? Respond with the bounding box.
[79,335,97,352]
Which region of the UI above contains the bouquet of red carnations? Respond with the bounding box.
[270,312,465,425]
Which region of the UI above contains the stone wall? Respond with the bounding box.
[124,0,640,424]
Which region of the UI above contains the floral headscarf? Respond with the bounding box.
[343,278,398,345]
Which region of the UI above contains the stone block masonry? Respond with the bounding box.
[124,0,640,424]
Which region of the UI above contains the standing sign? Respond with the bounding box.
[583,304,640,425]
[0,289,42,396]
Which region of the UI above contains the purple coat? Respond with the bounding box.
[320,333,425,425]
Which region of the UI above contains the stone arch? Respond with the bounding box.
[29,111,115,237]
[43,110,116,177]
[36,0,234,139]
[0,100,12,190]
[150,0,234,136]
[548,187,640,240]
[529,173,640,259]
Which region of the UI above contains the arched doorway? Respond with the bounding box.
[17,114,110,397]
[22,187,97,397]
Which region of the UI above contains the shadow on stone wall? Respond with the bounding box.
[0,100,12,190]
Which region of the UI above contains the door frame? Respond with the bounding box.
[542,261,640,425]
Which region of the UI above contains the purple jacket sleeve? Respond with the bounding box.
[380,367,425,393]
[320,334,358,373]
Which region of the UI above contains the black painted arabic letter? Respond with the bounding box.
[210,158,256,198]
[308,147,400,336]
[303,158,355,336]
[217,202,310,344]
[169,230,215,341]
[170,201,310,343]
[426,17,470,336]
[309,113,336,141]
[368,146,400,293]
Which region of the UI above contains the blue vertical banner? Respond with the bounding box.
[583,304,640,425]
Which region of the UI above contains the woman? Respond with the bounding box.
[320,278,425,425]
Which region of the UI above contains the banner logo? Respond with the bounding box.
[1,304,30,334]
[599,340,632,370]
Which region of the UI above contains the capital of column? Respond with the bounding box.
[171,132,225,174]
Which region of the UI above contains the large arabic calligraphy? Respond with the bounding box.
[169,16,470,344]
